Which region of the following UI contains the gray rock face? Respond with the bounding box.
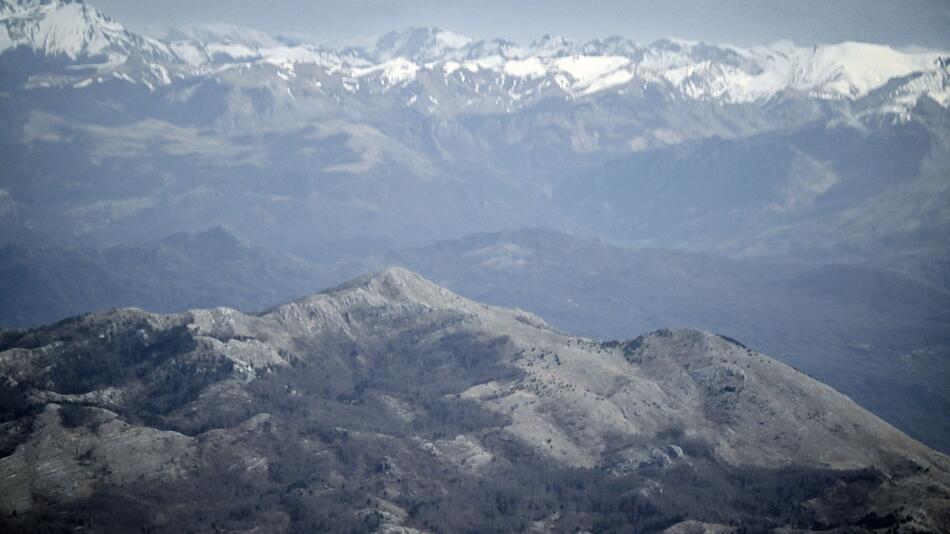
[1,267,948,531]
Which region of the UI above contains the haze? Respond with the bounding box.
[94,0,950,48]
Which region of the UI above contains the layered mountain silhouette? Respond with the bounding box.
[1,0,949,283]
[1,268,948,531]
[2,3,949,529]
[0,226,342,327]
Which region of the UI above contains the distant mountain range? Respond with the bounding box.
[2,0,948,277]
[2,1,948,113]
[2,267,948,531]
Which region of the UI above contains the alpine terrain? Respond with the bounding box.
[2,1,950,530]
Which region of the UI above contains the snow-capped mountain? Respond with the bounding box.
[2,0,947,117]
[0,0,172,61]
[370,27,473,62]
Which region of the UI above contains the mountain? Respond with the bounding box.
[0,0,177,89]
[370,27,473,63]
[1,0,948,472]
[1,0,948,271]
[1,267,948,531]
[4,228,949,454]
[2,1,947,111]
[0,0,172,61]
[552,103,950,278]
[0,226,351,327]
[376,230,950,453]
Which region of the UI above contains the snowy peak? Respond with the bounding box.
[163,23,336,66]
[627,38,949,104]
[372,27,472,62]
[356,30,948,108]
[2,0,948,117]
[459,37,521,60]
[577,35,643,57]
[791,41,944,99]
[529,34,578,57]
[0,0,77,17]
[0,0,171,61]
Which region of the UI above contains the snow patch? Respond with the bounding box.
[352,57,419,86]
[555,55,630,86]
[504,57,546,78]
[792,42,940,99]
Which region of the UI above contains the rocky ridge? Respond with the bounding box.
[0,267,948,531]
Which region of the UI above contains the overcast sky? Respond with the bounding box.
[93,0,950,49]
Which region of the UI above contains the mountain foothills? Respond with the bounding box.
[0,0,948,281]
[1,268,949,532]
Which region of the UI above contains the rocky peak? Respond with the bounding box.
[336,266,458,305]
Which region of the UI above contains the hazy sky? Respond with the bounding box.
[94,0,950,49]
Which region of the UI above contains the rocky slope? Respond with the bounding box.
[378,230,950,454]
[1,267,948,532]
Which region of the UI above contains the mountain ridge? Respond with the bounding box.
[1,267,948,531]
[3,226,948,454]
[2,0,948,115]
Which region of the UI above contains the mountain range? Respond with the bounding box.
[1,268,948,531]
[2,2,950,526]
[2,1,948,110]
[1,0,948,283]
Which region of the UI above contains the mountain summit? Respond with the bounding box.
[1,268,947,531]
[0,0,172,61]
[371,27,473,62]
